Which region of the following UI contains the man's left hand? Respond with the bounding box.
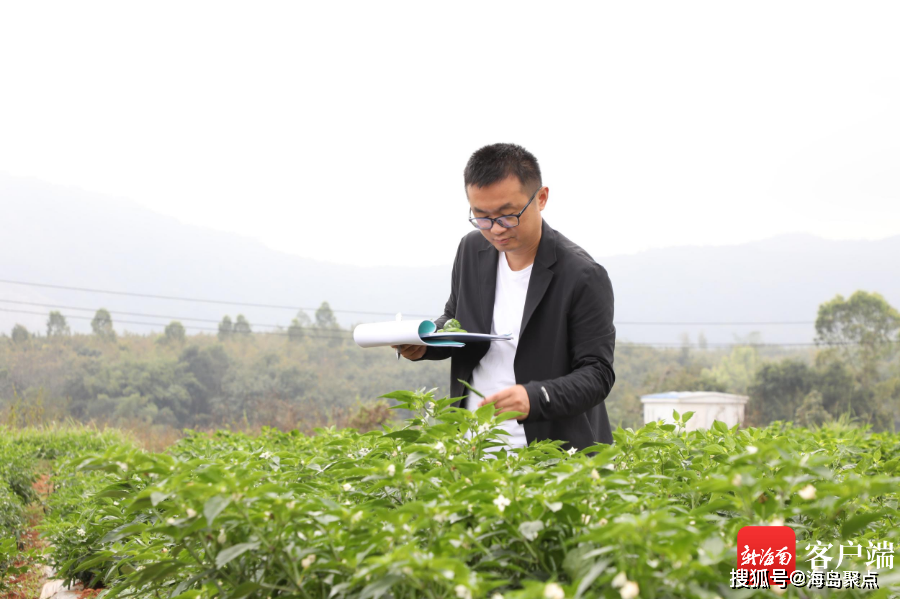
[478,384,530,421]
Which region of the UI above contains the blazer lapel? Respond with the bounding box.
[520,220,557,340]
[477,243,499,333]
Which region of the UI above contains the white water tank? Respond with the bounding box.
[640,391,748,431]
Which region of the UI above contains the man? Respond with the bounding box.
[393,143,615,451]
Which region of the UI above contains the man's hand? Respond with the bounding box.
[478,384,530,420]
[392,344,427,361]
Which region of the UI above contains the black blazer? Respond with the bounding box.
[414,219,616,450]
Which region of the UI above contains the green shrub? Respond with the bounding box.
[33,389,900,598]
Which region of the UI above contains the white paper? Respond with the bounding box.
[353,319,464,348]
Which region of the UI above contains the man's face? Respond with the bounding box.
[467,173,547,255]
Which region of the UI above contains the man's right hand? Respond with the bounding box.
[392,344,427,361]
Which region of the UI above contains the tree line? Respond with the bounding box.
[2,292,899,434]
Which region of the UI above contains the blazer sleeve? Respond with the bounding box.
[520,263,616,422]
[412,238,463,362]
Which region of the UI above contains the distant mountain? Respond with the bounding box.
[3,173,899,345]
[601,233,900,345]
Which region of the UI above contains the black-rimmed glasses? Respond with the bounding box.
[468,186,541,230]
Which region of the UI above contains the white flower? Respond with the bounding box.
[566,447,577,456]
[746,446,758,455]
[387,464,396,476]
[166,517,176,525]
[598,517,608,526]
[455,584,472,599]
[731,474,743,487]
[217,530,227,544]
[351,511,363,523]
[76,528,86,536]
[620,580,640,599]
[544,582,565,599]
[435,441,446,453]
[442,569,454,579]
[426,401,435,412]
[798,484,816,500]
[581,514,591,525]
[492,594,505,600]
[518,520,544,541]
[287,501,296,509]
[493,494,511,513]
[343,483,352,491]
[612,574,641,600]
[260,451,272,460]
[186,508,197,518]
[358,448,370,457]
[770,517,785,527]
[113,501,119,506]
[591,469,600,481]
[301,554,316,569]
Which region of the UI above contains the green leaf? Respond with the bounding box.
[99,522,147,544]
[841,512,883,538]
[215,542,260,569]
[360,574,402,599]
[378,390,416,402]
[204,495,231,527]
[230,582,261,598]
[458,378,485,398]
[576,559,611,598]
[150,491,169,507]
[475,404,496,421]
[383,430,421,443]
[405,451,428,468]
[703,444,727,455]
[74,551,115,572]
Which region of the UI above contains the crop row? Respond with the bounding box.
[0,425,134,593]
[24,389,900,598]
[2,393,899,598]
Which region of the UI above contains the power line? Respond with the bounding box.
[615,321,813,326]
[0,308,353,339]
[0,299,317,329]
[0,279,820,326]
[0,279,435,318]
[2,307,896,349]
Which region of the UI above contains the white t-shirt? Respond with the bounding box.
[465,251,533,450]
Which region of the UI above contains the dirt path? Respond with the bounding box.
[0,474,100,600]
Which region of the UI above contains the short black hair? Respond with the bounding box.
[463,143,542,193]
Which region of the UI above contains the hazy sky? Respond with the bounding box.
[1,1,898,267]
